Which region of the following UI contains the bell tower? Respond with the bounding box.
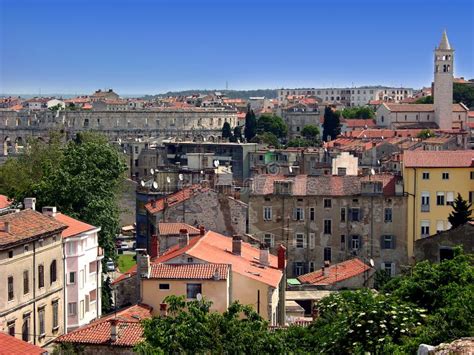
[433,30,454,130]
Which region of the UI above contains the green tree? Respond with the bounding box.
[414,96,434,104]
[233,125,242,140]
[453,83,474,109]
[301,124,320,141]
[244,108,257,141]
[287,138,310,147]
[417,129,434,139]
[448,193,473,228]
[256,113,288,138]
[252,132,280,148]
[341,106,375,119]
[221,121,232,139]
[101,276,114,314]
[322,106,341,141]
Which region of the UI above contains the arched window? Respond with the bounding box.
[50,260,57,284]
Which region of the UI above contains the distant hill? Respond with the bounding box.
[144,89,277,100]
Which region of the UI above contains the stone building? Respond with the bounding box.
[248,173,408,278]
[0,206,67,348]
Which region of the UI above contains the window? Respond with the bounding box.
[293,207,304,221]
[323,247,332,262]
[350,235,361,250]
[90,289,97,303]
[422,172,430,180]
[8,250,13,258]
[340,207,346,222]
[340,235,346,251]
[24,245,29,253]
[436,192,445,206]
[381,235,395,249]
[186,283,202,299]
[23,270,29,295]
[52,301,59,329]
[263,234,274,247]
[80,300,84,320]
[309,233,315,249]
[159,283,170,290]
[446,192,454,206]
[67,242,75,255]
[309,208,315,221]
[350,208,360,221]
[381,262,395,277]
[80,269,84,289]
[323,199,332,208]
[442,172,449,180]
[421,220,430,238]
[470,191,474,204]
[337,167,347,176]
[85,295,90,313]
[68,302,77,316]
[421,192,430,212]
[38,265,44,288]
[384,208,392,222]
[295,233,305,248]
[309,261,315,273]
[69,272,76,284]
[323,219,332,234]
[8,276,13,301]
[50,260,57,284]
[38,307,45,336]
[294,262,304,276]
[263,207,272,221]
[22,315,30,342]
[7,321,15,337]
[436,220,445,233]
[471,171,474,180]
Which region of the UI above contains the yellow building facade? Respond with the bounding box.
[403,151,474,258]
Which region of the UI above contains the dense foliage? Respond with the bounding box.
[221,121,232,139]
[340,106,375,119]
[256,113,288,139]
[244,109,257,141]
[0,132,127,313]
[417,129,434,139]
[447,193,473,229]
[138,252,474,354]
[414,83,474,108]
[322,106,341,141]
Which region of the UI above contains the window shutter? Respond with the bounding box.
[293,208,297,221]
[301,209,305,221]
[292,262,297,277]
[392,235,396,249]
[292,235,297,247]
[348,208,352,221]
[348,235,352,249]
[391,263,395,276]
[359,208,363,220]
[380,235,384,249]
[303,262,308,275]
[359,235,363,248]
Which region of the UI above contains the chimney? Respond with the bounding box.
[159,303,168,317]
[110,319,118,342]
[150,234,159,259]
[277,244,286,270]
[42,206,57,217]
[151,200,157,208]
[259,243,269,266]
[199,226,206,236]
[4,221,10,233]
[178,229,189,248]
[136,249,150,278]
[232,235,242,256]
[323,260,330,277]
[24,197,36,211]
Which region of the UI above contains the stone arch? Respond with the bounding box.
[15,136,24,153]
[3,136,12,156]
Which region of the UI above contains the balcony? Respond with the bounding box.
[421,204,430,212]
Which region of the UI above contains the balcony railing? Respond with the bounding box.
[421,204,430,212]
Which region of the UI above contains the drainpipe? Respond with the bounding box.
[63,240,67,334]
[32,240,36,345]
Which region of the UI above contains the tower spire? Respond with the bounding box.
[438,29,451,50]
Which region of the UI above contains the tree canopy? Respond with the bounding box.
[448,193,473,228]
[256,113,288,139]
[322,106,341,141]
[340,106,375,119]
[221,121,232,139]
[244,109,257,141]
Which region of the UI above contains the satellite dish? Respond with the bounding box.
[166,176,171,183]
[377,160,380,165]
[150,168,155,175]
[178,173,184,181]
[363,134,367,139]
[289,166,293,173]
[117,138,121,144]
[203,137,207,142]
[237,139,240,144]
[140,180,145,187]
[381,136,384,140]
[200,170,204,175]
[152,181,158,189]
[369,258,375,267]
[196,293,203,301]
[213,160,220,168]
[123,150,127,154]
[370,168,375,176]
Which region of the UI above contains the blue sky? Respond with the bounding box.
[0,0,473,95]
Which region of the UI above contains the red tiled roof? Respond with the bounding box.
[383,103,467,112]
[344,119,376,128]
[56,304,152,347]
[0,332,46,355]
[0,209,67,248]
[0,195,12,209]
[53,213,97,238]
[403,150,474,168]
[145,185,208,214]
[298,258,370,285]
[149,263,229,280]
[252,174,399,197]
[158,223,200,236]
[468,111,474,118]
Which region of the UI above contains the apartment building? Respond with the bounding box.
[249,174,408,278]
[0,205,67,348]
[403,150,474,258]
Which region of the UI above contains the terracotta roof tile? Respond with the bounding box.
[384,103,467,112]
[0,209,67,248]
[53,213,97,238]
[158,223,200,236]
[149,263,229,280]
[56,304,152,347]
[145,185,208,214]
[0,195,12,209]
[0,332,46,355]
[403,150,474,168]
[298,258,370,285]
